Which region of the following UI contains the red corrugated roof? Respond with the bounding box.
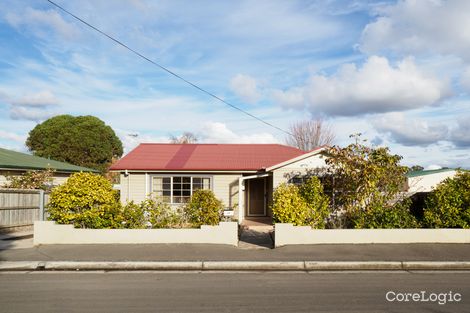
[110,143,307,171]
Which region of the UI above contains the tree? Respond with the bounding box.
[409,165,424,172]
[26,115,123,172]
[170,132,198,144]
[423,171,470,228]
[285,118,335,151]
[324,134,418,228]
[271,176,330,228]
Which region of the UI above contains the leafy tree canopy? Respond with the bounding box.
[324,134,413,228]
[26,115,123,172]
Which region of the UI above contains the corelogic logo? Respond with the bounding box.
[386,290,462,305]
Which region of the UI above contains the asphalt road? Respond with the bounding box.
[0,272,469,312]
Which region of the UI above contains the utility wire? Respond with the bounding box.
[46,0,293,137]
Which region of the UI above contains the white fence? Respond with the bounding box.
[0,189,49,229]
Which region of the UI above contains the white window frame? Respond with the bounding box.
[150,174,213,204]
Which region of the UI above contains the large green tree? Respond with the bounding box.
[324,134,418,228]
[26,115,123,172]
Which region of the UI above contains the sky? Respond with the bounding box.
[0,0,469,169]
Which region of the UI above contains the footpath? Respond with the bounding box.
[1,230,470,271]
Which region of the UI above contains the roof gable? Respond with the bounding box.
[0,148,98,173]
[110,143,306,171]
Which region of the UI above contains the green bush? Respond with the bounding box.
[272,177,329,228]
[348,197,420,229]
[47,172,120,228]
[423,171,470,228]
[184,190,223,227]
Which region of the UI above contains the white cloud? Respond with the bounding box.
[372,112,448,147]
[9,106,56,122]
[0,129,26,143]
[450,117,470,148]
[6,7,80,40]
[425,164,443,170]
[200,122,279,144]
[274,56,450,116]
[10,90,58,107]
[230,74,261,104]
[460,67,470,93]
[116,130,169,154]
[360,0,470,61]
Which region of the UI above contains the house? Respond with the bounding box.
[0,147,98,187]
[110,143,327,224]
[405,168,457,193]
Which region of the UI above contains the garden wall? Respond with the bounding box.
[34,221,238,246]
[275,223,470,247]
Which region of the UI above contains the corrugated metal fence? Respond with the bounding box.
[0,189,49,228]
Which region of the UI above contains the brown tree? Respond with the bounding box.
[285,119,335,151]
[170,132,198,144]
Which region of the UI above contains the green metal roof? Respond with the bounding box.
[406,168,456,178]
[0,147,98,173]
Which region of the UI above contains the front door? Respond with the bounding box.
[247,178,266,216]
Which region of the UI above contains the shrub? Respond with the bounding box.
[120,201,146,229]
[272,177,329,228]
[423,171,470,228]
[47,172,120,228]
[348,198,420,229]
[184,190,223,227]
[3,168,54,190]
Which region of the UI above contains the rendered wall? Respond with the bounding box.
[275,223,470,247]
[34,221,239,246]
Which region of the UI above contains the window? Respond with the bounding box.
[151,176,211,204]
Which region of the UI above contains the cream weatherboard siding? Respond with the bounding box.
[212,174,241,216]
[272,153,327,188]
[119,172,242,216]
[120,172,147,203]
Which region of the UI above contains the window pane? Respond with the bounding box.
[173,177,181,183]
[182,189,191,196]
[193,177,201,184]
[203,178,210,189]
[163,182,171,190]
[183,177,191,184]
[163,190,171,196]
[163,177,171,184]
[173,189,182,196]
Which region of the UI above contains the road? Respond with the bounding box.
[0,271,469,312]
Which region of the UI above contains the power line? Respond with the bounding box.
[46,0,293,137]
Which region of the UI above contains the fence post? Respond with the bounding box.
[39,189,45,221]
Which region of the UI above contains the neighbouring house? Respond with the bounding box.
[405,168,457,193]
[110,143,327,224]
[0,147,98,187]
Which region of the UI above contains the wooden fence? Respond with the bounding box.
[0,189,49,229]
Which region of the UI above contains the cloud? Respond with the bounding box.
[5,7,80,40]
[0,129,26,143]
[460,67,470,93]
[200,122,279,144]
[9,106,56,122]
[359,0,470,61]
[2,90,59,122]
[10,90,58,107]
[425,164,443,170]
[372,112,448,147]
[116,130,169,154]
[230,74,261,104]
[273,56,450,116]
[449,117,470,148]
